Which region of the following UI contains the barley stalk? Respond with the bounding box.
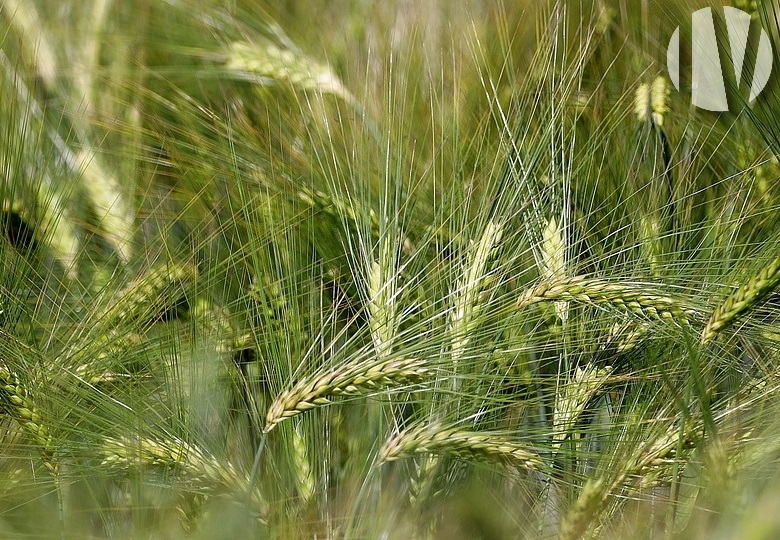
[264,357,429,433]
[378,424,545,473]
[0,363,57,472]
[516,276,696,324]
[701,254,780,344]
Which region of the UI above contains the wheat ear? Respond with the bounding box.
[264,357,429,433]
[517,276,696,324]
[378,424,544,472]
[0,364,57,472]
[700,254,780,344]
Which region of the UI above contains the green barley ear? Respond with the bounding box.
[0,363,57,473]
[540,216,566,281]
[65,331,145,385]
[638,212,662,277]
[701,254,780,345]
[378,423,545,473]
[75,150,134,263]
[98,435,267,518]
[367,240,399,359]
[1,191,80,278]
[602,319,649,353]
[539,215,568,322]
[189,297,250,356]
[291,423,314,503]
[552,364,614,451]
[732,0,758,18]
[633,76,671,277]
[559,477,608,540]
[263,357,429,433]
[634,76,669,128]
[97,262,198,328]
[0,24,129,267]
[2,0,57,90]
[450,221,503,363]
[225,41,355,104]
[61,263,198,375]
[558,415,702,539]
[516,275,696,325]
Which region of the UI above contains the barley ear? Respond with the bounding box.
[264,357,429,432]
[638,213,662,277]
[558,478,608,540]
[517,276,696,325]
[226,41,355,104]
[450,221,503,362]
[378,424,545,473]
[552,364,614,450]
[98,262,197,328]
[2,0,58,90]
[291,424,314,502]
[634,76,669,127]
[367,239,398,359]
[76,150,134,262]
[539,215,568,321]
[0,364,57,472]
[2,189,80,279]
[602,320,649,353]
[99,435,267,518]
[701,254,780,344]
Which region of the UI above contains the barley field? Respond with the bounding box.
[1,0,780,538]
